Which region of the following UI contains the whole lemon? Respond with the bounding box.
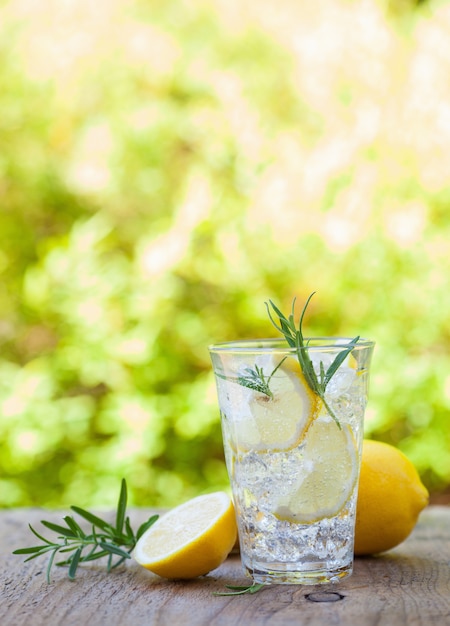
[354,439,429,556]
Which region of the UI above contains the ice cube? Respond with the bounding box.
[308,352,356,397]
[326,366,356,397]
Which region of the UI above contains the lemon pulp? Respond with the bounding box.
[233,356,321,453]
[134,491,237,579]
[274,418,358,524]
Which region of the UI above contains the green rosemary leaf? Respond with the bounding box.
[317,360,326,391]
[214,583,266,596]
[70,506,114,533]
[13,545,47,555]
[76,550,109,562]
[115,478,127,534]
[40,520,78,538]
[110,553,130,570]
[287,298,297,331]
[323,335,360,387]
[266,355,287,384]
[68,547,82,580]
[98,541,132,559]
[295,335,317,392]
[247,583,266,594]
[266,300,296,346]
[298,292,315,339]
[136,515,159,540]
[91,522,100,542]
[46,548,58,584]
[124,516,135,541]
[28,524,55,546]
[55,544,106,566]
[85,542,100,558]
[63,516,86,538]
[22,547,56,562]
[58,545,82,554]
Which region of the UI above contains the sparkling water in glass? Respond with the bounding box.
[210,338,375,585]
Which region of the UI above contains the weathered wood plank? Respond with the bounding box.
[1,507,449,626]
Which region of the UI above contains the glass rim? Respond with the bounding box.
[209,337,375,353]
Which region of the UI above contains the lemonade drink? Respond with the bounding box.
[210,336,374,585]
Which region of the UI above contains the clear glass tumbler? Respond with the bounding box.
[210,337,375,585]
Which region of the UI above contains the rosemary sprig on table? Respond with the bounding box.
[266,292,360,427]
[12,479,158,583]
[216,358,287,398]
[214,582,266,596]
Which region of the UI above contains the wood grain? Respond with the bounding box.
[1,506,449,626]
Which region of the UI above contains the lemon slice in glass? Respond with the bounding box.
[274,418,358,524]
[233,356,321,452]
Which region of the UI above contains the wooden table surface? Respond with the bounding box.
[1,506,449,626]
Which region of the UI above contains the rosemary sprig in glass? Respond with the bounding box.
[13,479,158,583]
[216,357,287,398]
[266,292,360,427]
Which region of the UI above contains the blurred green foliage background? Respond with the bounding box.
[1,0,449,509]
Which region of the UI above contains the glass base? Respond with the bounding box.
[245,561,353,586]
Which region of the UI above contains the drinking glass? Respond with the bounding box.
[210,337,375,585]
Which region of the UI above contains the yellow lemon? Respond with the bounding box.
[354,440,429,555]
[134,492,237,579]
[234,356,321,452]
[274,418,358,524]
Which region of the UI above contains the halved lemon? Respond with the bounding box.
[274,418,358,524]
[134,492,237,579]
[233,356,321,453]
